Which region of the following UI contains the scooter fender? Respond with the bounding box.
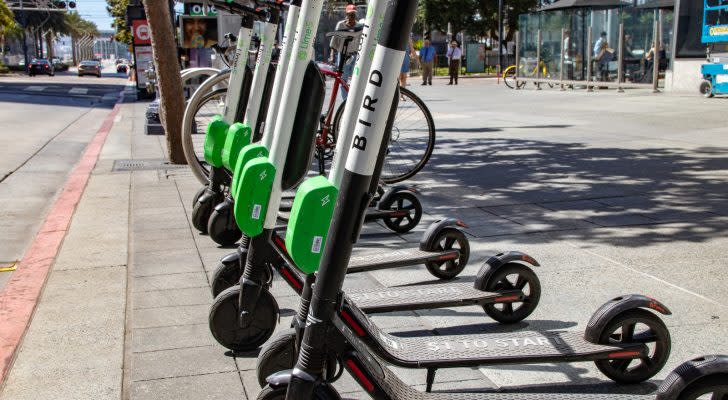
[419,219,462,251]
[196,188,220,206]
[220,249,244,269]
[474,251,540,290]
[376,185,411,210]
[584,294,671,344]
[212,196,233,214]
[656,355,728,400]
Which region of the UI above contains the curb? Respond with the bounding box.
[0,102,121,386]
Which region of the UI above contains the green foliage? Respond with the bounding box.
[107,0,132,44]
[420,0,540,42]
[0,1,14,32]
[64,11,99,37]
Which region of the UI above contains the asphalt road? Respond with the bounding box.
[0,67,126,291]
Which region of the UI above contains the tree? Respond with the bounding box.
[64,12,99,63]
[106,0,131,44]
[422,0,479,39]
[142,0,186,164]
[0,1,15,56]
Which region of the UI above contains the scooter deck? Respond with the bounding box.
[343,301,644,368]
[348,283,516,313]
[367,350,659,399]
[347,248,459,273]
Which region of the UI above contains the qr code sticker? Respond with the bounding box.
[252,204,262,220]
[311,236,323,253]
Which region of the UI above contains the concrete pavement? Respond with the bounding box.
[0,80,727,399]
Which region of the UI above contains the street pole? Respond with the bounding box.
[498,0,503,73]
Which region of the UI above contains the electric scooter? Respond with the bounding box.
[207,0,544,356]
[190,0,269,237]
[254,3,684,398]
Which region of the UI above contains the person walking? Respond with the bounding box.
[419,38,435,85]
[399,37,416,87]
[329,4,360,99]
[446,40,462,85]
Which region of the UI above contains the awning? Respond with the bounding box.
[538,0,632,11]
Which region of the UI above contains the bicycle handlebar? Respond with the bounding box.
[208,0,268,18]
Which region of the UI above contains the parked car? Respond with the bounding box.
[116,63,128,74]
[28,59,54,76]
[78,60,102,77]
[50,57,69,71]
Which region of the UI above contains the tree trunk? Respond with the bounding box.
[46,32,54,59]
[142,0,186,164]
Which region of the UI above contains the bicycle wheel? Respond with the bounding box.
[182,71,230,183]
[502,66,518,89]
[332,86,435,184]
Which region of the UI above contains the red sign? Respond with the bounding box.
[132,20,151,45]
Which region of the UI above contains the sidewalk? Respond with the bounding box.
[1,84,727,399]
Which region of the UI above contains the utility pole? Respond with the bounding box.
[498,0,504,70]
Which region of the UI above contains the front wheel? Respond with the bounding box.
[256,328,339,388]
[211,257,243,297]
[424,228,470,279]
[208,201,242,246]
[209,286,279,351]
[191,191,222,233]
[257,384,341,400]
[502,66,518,89]
[594,309,671,384]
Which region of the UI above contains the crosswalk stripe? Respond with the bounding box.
[69,87,88,95]
[25,86,46,92]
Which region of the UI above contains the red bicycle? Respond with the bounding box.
[315,34,435,183]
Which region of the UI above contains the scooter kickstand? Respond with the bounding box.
[425,368,436,393]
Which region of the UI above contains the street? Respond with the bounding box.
[0,66,126,292]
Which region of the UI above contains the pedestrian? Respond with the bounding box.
[419,38,435,85]
[595,38,614,82]
[329,4,360,99]
[446,39,462,85]
[399,37,416,87]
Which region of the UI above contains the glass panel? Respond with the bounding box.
[540,10,569,81]
[621,8,656,83]
[590,8,620,83]
[518,13,539,78]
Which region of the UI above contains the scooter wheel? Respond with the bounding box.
[594,308,671,383]
[380,191,422,233]
[257,384,341,400]
[700,80,714,98]
[208,205,242,246]
[192,192,222,233]
[672,374,728,400]
[209,286,278,352]
[425,228,470,279]
[192,186,207,208]
[211,256,244,298]
[480,263,541,324]
[256,328,339,388]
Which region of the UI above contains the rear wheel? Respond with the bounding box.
[480,263,541,324]
[379,191,422,233]
[700,80,714,98]
[502,66,518,89]
[594,309,671,384]
[424,228,469,279]
[676,374,728,400]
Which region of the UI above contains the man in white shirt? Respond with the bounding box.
[446,40,462,85]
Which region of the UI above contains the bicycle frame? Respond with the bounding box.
[316,60,349,153]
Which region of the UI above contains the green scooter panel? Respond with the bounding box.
[285,176,338,274]
[221,123,253,171]
[233,158,275,237]
[204,115,228,168]
[231,143,270,199]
